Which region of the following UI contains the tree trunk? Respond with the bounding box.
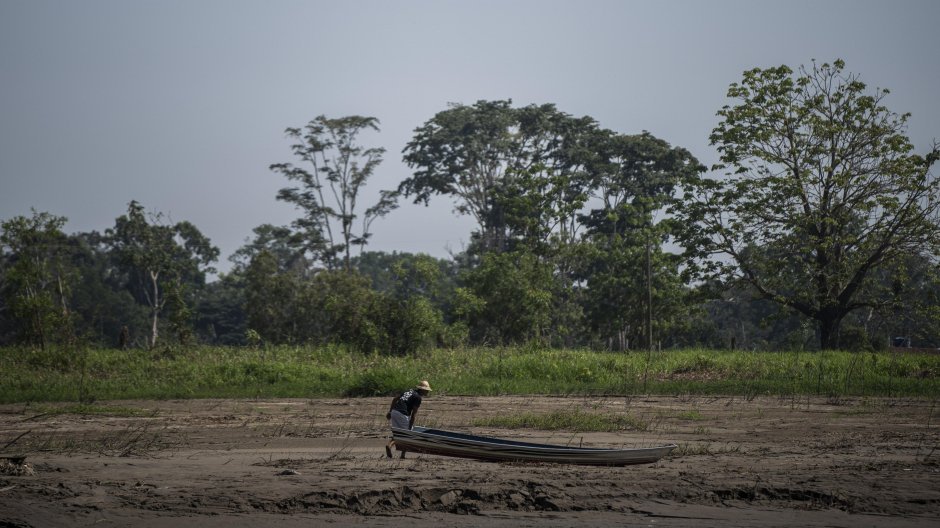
[818,310,846,350]
[646,233,653,351]
[149,270,160,349]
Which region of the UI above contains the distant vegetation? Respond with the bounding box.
[1,345,937,404]
[2,59,938,358]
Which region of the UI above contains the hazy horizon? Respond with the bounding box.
[2,0,938,274]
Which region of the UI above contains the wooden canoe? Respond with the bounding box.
[391,426,676,466]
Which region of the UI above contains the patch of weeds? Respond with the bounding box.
[472,409,648,432]
[672,442,740,456]
[326,432,357,460]
[96,423,182,457]
[251,456,317,468]
[676,410,705,421]
[831,406,877,418]
[21,403,156,421]
[18,423,183,457]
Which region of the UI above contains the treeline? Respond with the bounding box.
[2,60,938,352]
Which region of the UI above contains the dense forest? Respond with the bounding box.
[2,61,939,353]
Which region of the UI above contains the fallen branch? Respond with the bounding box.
[1,430,31,452]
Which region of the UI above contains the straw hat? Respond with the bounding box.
[417,380,432,392]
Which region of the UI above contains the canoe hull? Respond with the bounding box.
[392,427,676,466]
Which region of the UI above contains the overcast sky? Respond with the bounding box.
[2,0,938,274]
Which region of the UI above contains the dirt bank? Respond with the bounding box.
[1,395,938,527]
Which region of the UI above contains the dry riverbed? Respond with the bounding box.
[1,395,938,527]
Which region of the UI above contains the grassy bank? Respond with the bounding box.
[1,345,938,403]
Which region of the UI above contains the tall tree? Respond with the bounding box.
[270,115,398,271]
[400,100,600,253]
[401,101,602,345]
[578,132,701,350]
[493,164,592,257]
[677,60,940,349]
[583,132,699,238]
[107,201,219,348]
[0,211,73,349]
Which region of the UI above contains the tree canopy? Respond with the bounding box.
[676,59,940,349]
[271,115,398,271]
[2,62,938,352]
[400,100,602,253]
[0,211,72,349]
[106,201,219,348]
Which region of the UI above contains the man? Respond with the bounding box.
[385,380,432,458]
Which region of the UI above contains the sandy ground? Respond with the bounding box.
[1,394,938,527]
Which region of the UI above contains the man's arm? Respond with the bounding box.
[408,409,418,429]
[386,397,398,420]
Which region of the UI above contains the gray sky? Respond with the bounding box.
[1,0,938,274]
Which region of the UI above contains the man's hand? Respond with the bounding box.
[386,412,391,420]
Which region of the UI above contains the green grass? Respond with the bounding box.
[675,410,706,421]
[0,345,938,403]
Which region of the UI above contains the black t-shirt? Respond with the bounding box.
[392,388,423,415]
